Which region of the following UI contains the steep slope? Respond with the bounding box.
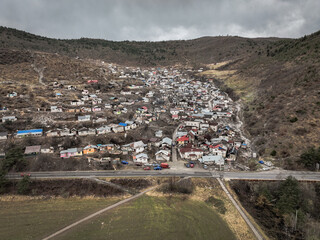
[216,32,320,168]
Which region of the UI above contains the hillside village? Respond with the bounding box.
[0,62,261,171]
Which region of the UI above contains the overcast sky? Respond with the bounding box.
[0,0,319,41]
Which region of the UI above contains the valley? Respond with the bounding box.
[0,26,320,240]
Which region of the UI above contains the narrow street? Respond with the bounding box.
[171,123,183,162]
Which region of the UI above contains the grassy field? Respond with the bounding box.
[56,195,237,240]
[0,196,121,240]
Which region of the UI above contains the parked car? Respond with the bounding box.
[160,163,170,168]
[259,160,264,164]
[152,163,160,167]
[185,163,190,168]
[135,162,143,166]
[189,161,195,168]
[121,160,129,164]
[143,166,151,170]
[154,166,162,170]
[203,164,208,170]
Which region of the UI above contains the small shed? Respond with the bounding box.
[25,145,41,155]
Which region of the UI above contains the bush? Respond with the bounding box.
[206,196,226,214]
[299,147,320,170]
[1,147,26,172]
[289,117,298,123]
[0,170,7,194]
[161,177,194,194]
[17,176,30,194]
[270,150,277,156]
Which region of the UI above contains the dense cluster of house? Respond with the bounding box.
[1,64,250,169]
[165,78,247,166]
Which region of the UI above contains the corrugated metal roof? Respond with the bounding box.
[25,145,41,154]
[17,129,43,134]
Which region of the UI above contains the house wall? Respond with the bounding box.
[83,148,96,154]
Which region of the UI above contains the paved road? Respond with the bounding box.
[8,170,320,181]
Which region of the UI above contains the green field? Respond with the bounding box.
[0,197,120,240]
[57,195,236,240]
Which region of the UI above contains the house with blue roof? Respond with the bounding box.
[16,129,43,138]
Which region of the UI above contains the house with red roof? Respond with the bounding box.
[172,114,179,120]
[176,135,189,145]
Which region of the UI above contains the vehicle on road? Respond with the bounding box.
[121,160,129,165]
[143,166,151,170]
[154,166,162,170]
[20,173,31,177]
[160,163,170,168]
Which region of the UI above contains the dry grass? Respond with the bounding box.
[208,61,232,70]
[147,178,257,240]
[225,180,271,240]
[0,194,127,202]
[191,178,257,240]
[198,69,237,79]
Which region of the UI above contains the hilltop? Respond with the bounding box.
[0,26,279,66]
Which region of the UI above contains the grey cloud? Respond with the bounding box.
[0,0,319,41]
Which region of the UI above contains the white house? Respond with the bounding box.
[41,147,54,154]
[133,153,149,164]
[71,100,84,106]
[131,141,146,153]
[210,145,227,158]
[0,132,7,140]
[161,137,172,147]
[125,121,137,130]
[155,130,163,138]
[2,116,17,122]
[96,126,112,135]
[155,150,171,161]
[109,124,124,133]
[199,123,209,130]
[184,121,200,128]
[179,147,204,160]
[78,115,91,122]
[51,106,63,113]
[59,128,71,136]
[199,155,224,166]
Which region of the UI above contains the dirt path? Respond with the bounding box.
[217,95,253,159]
[42,185,157,240]
[217,177,264,240]
[31,63,45,86]
[89,178,135,194]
